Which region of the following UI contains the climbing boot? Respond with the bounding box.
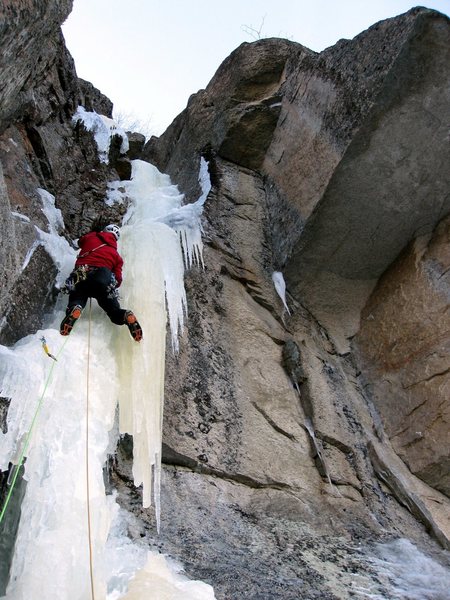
[124,310,143,342]
[60,305,83,336]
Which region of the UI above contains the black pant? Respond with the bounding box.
[67,267,126,325]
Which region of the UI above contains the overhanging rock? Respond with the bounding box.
[282,10,450,350]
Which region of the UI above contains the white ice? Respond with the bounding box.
[119,553,215,600]
[37,188,64,233]
[0,322,119,600]
[355,538,450,599]
[0,159,213,598]
[154,156,209,270]
[105,509,214,600]
[105,181,127,207]
[72,106,129,163]
[36,188,76,285]
[14,189,74,278]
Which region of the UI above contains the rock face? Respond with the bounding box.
[138,6,450,597]
[0,0,72,130]
[356,217,450,497]
[1,3,450,599]
[282,10,450,350]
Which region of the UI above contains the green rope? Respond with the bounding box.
[0,336,70,526]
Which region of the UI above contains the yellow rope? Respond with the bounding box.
[86,298,95,600]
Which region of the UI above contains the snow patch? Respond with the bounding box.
[11,211,30,223]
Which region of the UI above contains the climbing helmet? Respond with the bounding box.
[103,224,120,240]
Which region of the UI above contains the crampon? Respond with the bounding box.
[124,311,143,342]
[60,305,83,336]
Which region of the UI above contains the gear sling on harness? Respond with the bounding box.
[61,241,108,294]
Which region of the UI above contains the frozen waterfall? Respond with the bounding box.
[0,159,215,599]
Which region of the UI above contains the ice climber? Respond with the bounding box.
[59,224,143,341]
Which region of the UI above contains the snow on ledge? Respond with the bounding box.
[72,106,129,163]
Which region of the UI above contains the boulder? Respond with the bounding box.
[78,78,113,117]
[126,131,146,159]
[142,37,300,200]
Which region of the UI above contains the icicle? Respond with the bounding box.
[154,156,210,269]
[272,271,291,315]
[197,156,211,205]
[303,418,341,497]
[116,159,207,531]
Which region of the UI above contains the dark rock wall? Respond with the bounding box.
[0,0,122,344]
[0,0,73,130]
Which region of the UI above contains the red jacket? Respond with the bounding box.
[75,231,123,286]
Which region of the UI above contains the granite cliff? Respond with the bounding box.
[0,2,449,598]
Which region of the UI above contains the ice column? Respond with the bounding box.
[115,159,207,528]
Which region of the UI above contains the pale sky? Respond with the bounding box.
[62,0,450,137]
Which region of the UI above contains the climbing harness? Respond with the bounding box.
[60,265,90,294]
[60,265,119,301]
